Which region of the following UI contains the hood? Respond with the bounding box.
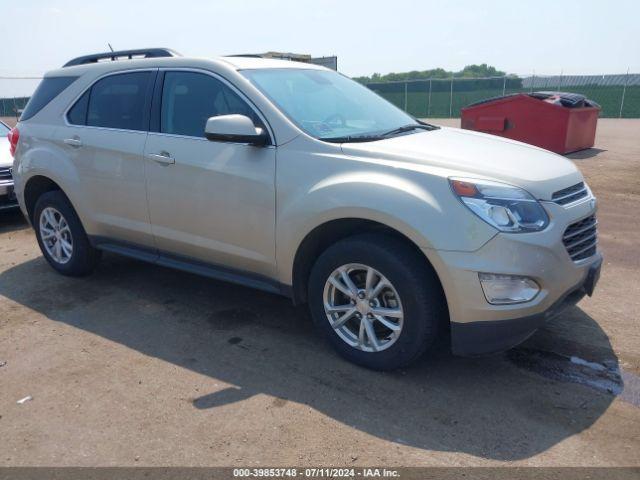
[340,127,583,200]
[0,137,11,168]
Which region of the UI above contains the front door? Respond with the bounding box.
[143,70,276,278]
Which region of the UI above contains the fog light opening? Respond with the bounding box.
[478,273,540,305]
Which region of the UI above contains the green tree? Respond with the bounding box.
[353,64,510,84]
[456,64,505,78]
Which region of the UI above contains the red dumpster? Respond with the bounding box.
[460,92,600,154]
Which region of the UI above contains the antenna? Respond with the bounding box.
[108,43,114,52]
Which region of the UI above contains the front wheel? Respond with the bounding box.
[308,234,446,370]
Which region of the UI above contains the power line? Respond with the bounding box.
[0,76,43,80]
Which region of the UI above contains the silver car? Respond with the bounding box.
[0,120,19,210]
[10,49,601,370]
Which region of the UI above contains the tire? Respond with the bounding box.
[308,233,446,371]
[33,190,101,276]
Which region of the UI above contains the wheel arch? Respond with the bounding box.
[16,135,85,227]
[290,217,447,311]
[23,175,65,225]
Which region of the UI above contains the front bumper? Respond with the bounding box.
[422,196,601,356]
[450,255,601,355]
[0,180,18,210]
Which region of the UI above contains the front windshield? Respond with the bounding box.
[0,122,9,137]
[241,68,418,140]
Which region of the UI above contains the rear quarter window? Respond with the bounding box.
[67,90,90,125]
[20,77,78,121]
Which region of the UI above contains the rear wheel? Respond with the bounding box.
[308,234,445,370]
[34,191,101,276]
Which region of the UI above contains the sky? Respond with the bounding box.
[1,0,639,96]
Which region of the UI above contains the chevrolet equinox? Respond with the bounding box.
[9,48,602,370]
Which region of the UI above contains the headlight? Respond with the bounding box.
[449,178,549,233]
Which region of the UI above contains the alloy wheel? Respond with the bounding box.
[322,263,404,352]
[39,207,74,264]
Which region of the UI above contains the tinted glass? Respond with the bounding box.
[20,77,78,121]
[0,122,9,136]
[242,69,416,139]
[161,71,260,138]
[87,72,151,131]
[67,90,90,125]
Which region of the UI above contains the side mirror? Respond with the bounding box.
[204,114,268,146]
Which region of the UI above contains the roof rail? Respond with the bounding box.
[63,48,181,67]
[225,54,263,58]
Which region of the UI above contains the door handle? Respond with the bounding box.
[147,152,175,165]
[63,138,82,147]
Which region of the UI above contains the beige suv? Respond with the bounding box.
[10,49,601,370]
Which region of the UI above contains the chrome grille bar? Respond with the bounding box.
[565,232,597,251]
[563,214,598,261]
[552,182,589,205]
[569,239,598,259]
[0,167,12,181]
[563,218,597,241]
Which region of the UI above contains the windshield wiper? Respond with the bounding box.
[320,134,386,143]
[320,122,439,143]
[379,123,438,138]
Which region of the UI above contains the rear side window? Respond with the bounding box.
[76,72,152,131]
[20,77,78,121]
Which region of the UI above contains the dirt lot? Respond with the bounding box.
[0,119,639,467]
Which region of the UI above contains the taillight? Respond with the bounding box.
[8,127,19,157]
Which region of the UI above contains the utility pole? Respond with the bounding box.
[620,67,630,118]
[449,75,454,118]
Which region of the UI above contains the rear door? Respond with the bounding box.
[143,69,276,278]
[57,70,156,246]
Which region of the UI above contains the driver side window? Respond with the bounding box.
[160,71,261,138]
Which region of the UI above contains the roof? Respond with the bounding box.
[46,54,327,78]
[221,56,325,70]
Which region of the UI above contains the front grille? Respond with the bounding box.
[0,167,12,181]
[552,182,589,205]
[563,214,597,261]
[0,193,18,208]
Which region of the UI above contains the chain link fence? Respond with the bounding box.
[0,76,41,123]
[367,73,639,118]
[1,73,639,122]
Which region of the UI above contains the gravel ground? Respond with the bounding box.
[0,119,638,466]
